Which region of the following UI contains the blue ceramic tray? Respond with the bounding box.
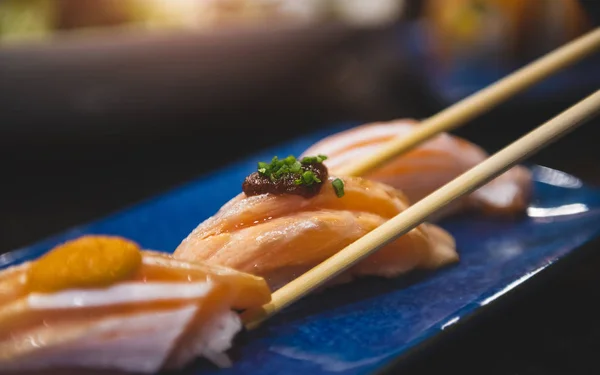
[2,123,600,375]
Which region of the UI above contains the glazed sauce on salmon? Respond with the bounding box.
[243,162,328,198]
[242,155,330,199]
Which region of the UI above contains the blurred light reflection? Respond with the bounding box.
[480,265,547,306]
[441,316,460,330]
[533,166,583,188]
[527,203,589,218]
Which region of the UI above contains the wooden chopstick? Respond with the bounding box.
[243,89,600,329]
[336,27,600,177]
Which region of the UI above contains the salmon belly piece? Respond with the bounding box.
[301,119,533,218]
[0,237,271,374]
[175,177,458,290]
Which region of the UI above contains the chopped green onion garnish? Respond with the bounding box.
[294,171,321,186]
[256,154,328,187]
[332,178,345,198]
[304,171,321,184]
[301,154,328,164]
[257,162,269,175]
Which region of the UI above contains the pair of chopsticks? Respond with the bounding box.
[243,28,600,328]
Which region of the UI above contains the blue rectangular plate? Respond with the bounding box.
[2,122,600,375]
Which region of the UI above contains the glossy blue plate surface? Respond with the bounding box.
[2,123,600,375]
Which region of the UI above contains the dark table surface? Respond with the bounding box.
[2,91,600,374]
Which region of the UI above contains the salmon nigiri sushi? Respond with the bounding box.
[0,235,270,374]
[301,119,533,218]
[175,155,458,291]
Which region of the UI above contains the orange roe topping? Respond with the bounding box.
[27,235,142,293]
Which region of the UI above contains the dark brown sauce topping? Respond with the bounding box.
[242,162,328,198]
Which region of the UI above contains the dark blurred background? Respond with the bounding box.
[1,1,600,374]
